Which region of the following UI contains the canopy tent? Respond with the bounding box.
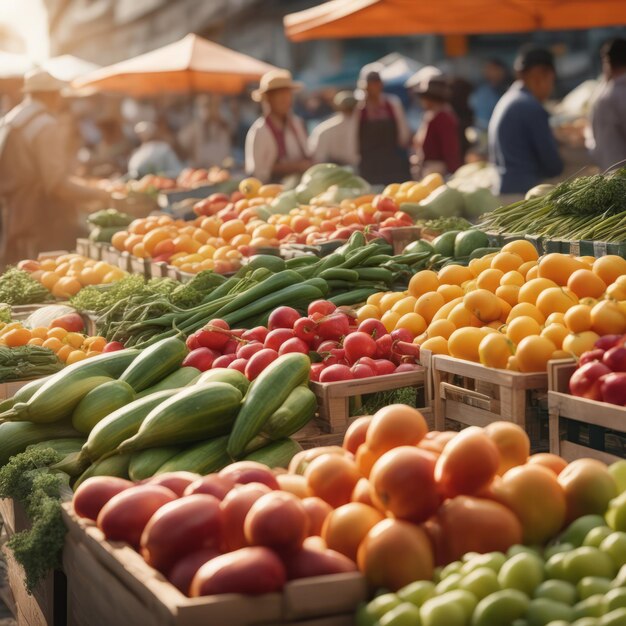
[0,51,32,79]
[73,34,277,96]
[43,55,101,82]
[284,0,626,41]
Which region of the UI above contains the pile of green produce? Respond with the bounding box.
[87,208,133,243]
[0,345,63,382]
[480,169,626,242]
[0,267,51,305]
[0,305,12,324]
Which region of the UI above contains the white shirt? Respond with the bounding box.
[128,141,184,179]
[309,112,359,166]
[245,115,308,182]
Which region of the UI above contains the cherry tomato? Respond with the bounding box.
[213,354,237,368]
[373,359,396,375]
[351,363,375,379]
[319,364,353,382]
[236,342,265,360]
[242,327,269,343]
[358,319,388,340]
[317,313,350,340]
[293,317,317,344]
[309,362,325,382]
[264,328,295,352]
[197,319,231,350]
[182,348,219,372]
[245,348,279,380]
[343,332,377,364]
[228,358,248,374]
[278,337,310,355]
[268,307,301,331]
[307,300,336,317]
[103,341,124,353]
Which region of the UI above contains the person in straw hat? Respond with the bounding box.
[0,68,111,265]
[406,66,461,178]
[245,69,312,183]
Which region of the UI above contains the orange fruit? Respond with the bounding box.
[379,292,406,312]
[566,269,606,299]
[515,336,557,372]
[219,219,246,241]
[564,304,592,333]
[408,270,439,298]
[366,405,429,456]
[56,344,73,362]
[479,333,514,369]
[438,264,473,286]
[491,252,524,273]
[464,289,502,323]
[518,260,538,278]
[448,327,485,362]
[3,328,31,347]
[538,253,584,285]
[52,277,82,299]
[64,332,85,349]
[431,297,463,322]
[506,302,546,325]
[426,319,456,340]
[46,327,67,340]
[28,337,44,347]
[448,303,482,328]
[437,284,464,303]
[541,323,569,349]
[526,265,539,280]
[476,268,504,292]
[142,227,171,255]
[415,292,446,324]
[356,304,380,322]
[536,287,579,317]
[500,270,525,287]
[502,239,539,263]
[496,284,520,307]
[590,300,626,335]
[593,255,626,285]
[562,331,601,357]
[469,256,493,278]
[66,350,87,365]
[381,311,401,332]
[392,296,418,316]
[546,312,566,326]
[420,336,449,355]
[42,337,63,352]
[518,278,559,305]
[396,312,427,335]
[506,316,542,346]
[40,271,61,290]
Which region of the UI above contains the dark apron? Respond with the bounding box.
[359,100,410,185]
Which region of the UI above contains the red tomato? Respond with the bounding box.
[279,337,310,355]
[268,306,301,330]
[228,358,248,374]
[372,195,399,213]
[212,354,237,368]
[245,348,279,380]
[293,317,317,344]
[319,364,353,382]
[343,332,377,364]
[236,342,264,360]
[317,313,350,340]
[241,326,269,343]
[264,328,295,351]
[358,319,387,339]
[351,363,375,379]
[307,300,336,317]
[197,319,231,350]
[182,347,219,371]
[309,362,325,382]
[103,341,125,353]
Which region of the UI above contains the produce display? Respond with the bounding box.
[0,267,51,305]
[87,208,133,244]
[359,243,626,371]
[176,166,230,189]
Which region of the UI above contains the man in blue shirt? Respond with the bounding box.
[489,47,563,195]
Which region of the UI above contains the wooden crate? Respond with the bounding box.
[431,354,550,450]
[121,252,150,278]
[548,360,626,463]
[151,261,168,278]
[62,505,366,626]
[101,246,121,266]
[389,227,421,255]
[74,239,89,257]
[310,364,432,436]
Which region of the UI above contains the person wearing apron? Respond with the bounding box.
[245,69,312,183]
[357,68,411,185]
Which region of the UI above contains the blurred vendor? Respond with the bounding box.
[128,121,184,179]
[407,67,461,178]
[245,69,312,183]
[588,38,626,171]
[308,91,359,167]
[357,67,411,185]
[488,46,563,195]
[0,69,110,265]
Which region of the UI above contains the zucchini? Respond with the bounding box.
[0,421,82,467]
[0,349,139,423]
[0,375,53,412]
[285,256,318,269]
[328,288,380,306]
[355,268,393,283]
[129,446,183,481]
[83,389,181,462]
[156,436,230,475]
[51,451,90,477]
[136,367,201,398]
[227,353,310,459]
[119,337,188,392]
[244,438,303,469]
[26,438,85,457]
[118,382,242,453]
[194,368,250,396]
[73,453,132,489]
[318,268,359,282]
[71,380,136,434]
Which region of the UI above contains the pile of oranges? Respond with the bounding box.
[357,240,626,372]
[0,321,107,365]
[19,255,127,299]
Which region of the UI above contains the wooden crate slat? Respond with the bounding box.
[559,440,621,464]
[444,399,502,429]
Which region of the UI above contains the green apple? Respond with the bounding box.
[357,593,401,625]
[432,566,442,583]
[471,589,529,626]
[440,561,462,579]
[577,576,612,599]
[460,551,506,575]
[439,590,477,620]
[534,579,577,604]
[606,492,626,532]
[560,515,607,547]
[511,621,529,626]
[611,564,626,588]
[526,598,574,626]
[600,532,626,568]
[419,594,466,626]
[435,572,462,594]
[498,552,545,596]
[459,567,500,600]
[544,542,575,560]
[379,602,422,626]
[599,607,626,625]
[545,552,568,580]
[605,587,626,612]
[563,547,616,583]
[543,622,571,626]
[583,526,613,548]
[609,460,626,494]
[572,619,601,626]
[573,594,608,619]
[508,544,542,558]
[463,551,481,562]
[397,580,435,607]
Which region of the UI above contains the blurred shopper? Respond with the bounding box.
[470,59,509,131]
[179,95,232,168]
[407,67,461,178]
[245,69,311,183]
[308,91,359,167]
[357,67,411,185]
[0,69,110,265]
[588,38,626,171]
[128,121,184,179]
[489,47,563,195]
[87,117,131,177]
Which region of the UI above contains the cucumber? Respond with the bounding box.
[51,451,90,477]
[83,389,181,462]
[0,375,53,412]
[245,255,285,273]
[469,247,501,261]
[71,380,136,434]
[243,438,303,468]
[128,446,182,481]
[194,368,250,395]
[119,337,188,392]
[0,349,139,423]
[328,288,380,306]
[73,453,132,489]
[26,438,86,457]
[135,367,201,398]
[118,382,243,453]
[155,436,230,475]
[0,421,82,467]
[318,268,359,282]
[227,353,310,459]
[454,229,490,258]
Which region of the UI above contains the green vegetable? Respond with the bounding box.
[87,208,132,228]
[0,305,12,324]
[454,230,490,258]
[0,268,50,305]
[89,226,124,243]
[129,446,182,480]
[460,187,500,219]
[432,231,461,257]
[155,436,230,475]
[71,379,136,434]
[243,438,303,468]
[401,186,465,221]
[0,344,63,381]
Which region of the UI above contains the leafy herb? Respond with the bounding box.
[0,345,63,381]
[0,268,51,305]
[0,305,12,324]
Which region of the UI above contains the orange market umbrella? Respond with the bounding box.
[73,34,277,96]
[284,0,626,41]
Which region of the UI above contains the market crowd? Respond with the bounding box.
[0,39,624,264]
